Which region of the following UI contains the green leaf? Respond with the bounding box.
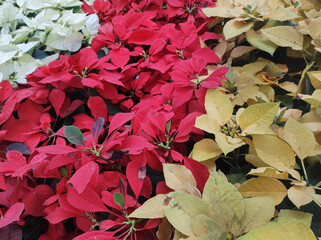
[114,192,125,209]
[226,173,247,184]
[64,126,84,146]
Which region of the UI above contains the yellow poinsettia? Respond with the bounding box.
[195,89,282,156]
[195,89,245,155]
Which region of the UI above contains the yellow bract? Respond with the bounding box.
[283,117,316,160]
[252,134,296,171]
[191,138,222,161]
[237,217,317,240]
[238,102,279,135]
[238,177,287,205]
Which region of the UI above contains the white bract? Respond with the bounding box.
[0,0,99,84]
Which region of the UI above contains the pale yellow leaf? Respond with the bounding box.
[299,111,321,132]
[195,114,220,134]
[238,177,287,205]
[199,158,217,172]
[259,85,275,102]
[191,138,222,161]
[204,89,233,126]
[278,108,302,122]
[229,46,256,60]
[202,171,245,220]
[244,138,270,168]
[129,194,167,219]
[297,90,321,106]
[215,132,245,155]
[192,214,222,238]
[173,229,186,240]
[278,209,313,227]
[252,134,296,171]
[287,185,315,208]
[246,29,278,56]
[307,71,321,90]
[297,62,314,94]
[238,102,280,135]
[162,164,197,192]
[278,81,298,93]
[241,62,267,75]
[163,192,211,237]
[223,19,254,40]
[310,193,321,208]
[248,167,289,180]
[266,6,300,21]
[202,6,231,18]
[286,169,301,180]
[239,197,275,233]
[283,117,316,160]
[232,86,269,107]
[237,217,317,240]
[260,26,303,50]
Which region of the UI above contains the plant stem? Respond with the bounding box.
[300,158,309,185]
[99,155,123,173]
[220,156,236,168]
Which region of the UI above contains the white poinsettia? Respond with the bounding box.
[0,0,99,84]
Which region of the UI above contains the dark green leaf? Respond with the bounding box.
[64,126,84,146]
[226,173,247,184]
[114,192,125,208]
[306,162,321,186]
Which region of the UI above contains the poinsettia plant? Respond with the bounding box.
[0,0,321,239]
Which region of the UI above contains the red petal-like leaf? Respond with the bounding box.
[73,230,115,240]
[46,155,75,170]
[48,89,65,116]
[88,96,108,121]
[121,135,155,154]
[0,203,24,229]
[126,157,147,199]
[109,48,130,68]
[128,28,158,45]
[175,112,201,142]
[192,47,221,63]
[67,161,98,194]
[99,219,121,230]
[108,112,135,136]
[0,80,13,103]
[22,185,54,217]
[36,145,77,154]
[67,187,108,212]
[45,207,78,224]
[184,157,209,191]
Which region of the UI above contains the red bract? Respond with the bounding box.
[0,203,24,228]
[0,0,226,238]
